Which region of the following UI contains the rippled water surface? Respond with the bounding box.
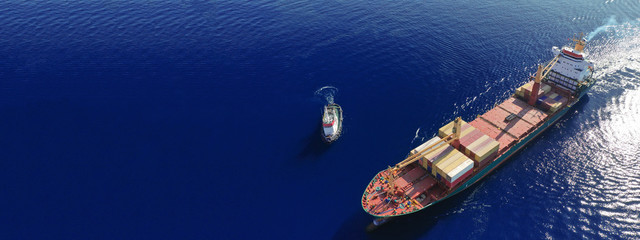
[1,0,639,239]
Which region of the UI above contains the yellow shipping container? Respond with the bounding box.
[465,135,489,155]
[474,140,499,162]
[516,89,524,98]
[420,156,430,170]
[434,151,464,177]
[430,147,459,175]
[442,154,471,177]
[438,119,470,138]
[549,103,562,113]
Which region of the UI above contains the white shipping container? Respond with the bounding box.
[447,159,475,183]
[411,136,442,156]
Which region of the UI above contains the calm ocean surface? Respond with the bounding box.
[1,0,640,239]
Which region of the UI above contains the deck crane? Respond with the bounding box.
[528,54,560,106]
[382,117,463,193]
[394,117,462,170]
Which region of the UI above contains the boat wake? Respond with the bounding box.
[314,86,338,104]
[586,15,618,41]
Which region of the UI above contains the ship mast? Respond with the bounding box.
[572,33,586,52]
[528,54,560,106]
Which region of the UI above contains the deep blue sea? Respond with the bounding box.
[1,0,640,239]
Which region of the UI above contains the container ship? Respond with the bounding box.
[361,37,596,227]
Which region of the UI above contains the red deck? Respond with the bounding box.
[498,97,548,126]
[406,177,437,198]
[395,167,427,189]
[479,107,534,139]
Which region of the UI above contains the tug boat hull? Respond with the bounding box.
[321,103,343,143]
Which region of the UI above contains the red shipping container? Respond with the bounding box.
[460,129,484,145]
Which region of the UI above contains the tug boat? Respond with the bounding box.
[361,35,597,229]
[321,103,343,143]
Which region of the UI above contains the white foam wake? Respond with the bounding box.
[586,15,618,41]
[314,86,338,104]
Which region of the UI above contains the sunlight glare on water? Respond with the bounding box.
[555,20,640,239]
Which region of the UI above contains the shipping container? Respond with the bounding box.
[429,147,459,175]
[465,135,490,155]
[459,129,484,154]
[434,151,466,178]
[417,141,455,170]
[410,136,442,156]
[443,159,474,188]
[466,134,499,162]
[438,119,476,138]
[441,154,470,176]
[470,118,517,153]
[538,90,569,113]
[517,81,551,100]
[444,166,474,188]
[475,139,500,161]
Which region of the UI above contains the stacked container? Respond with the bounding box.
[458,128,486,153]
[470,118,517,153]
[426,145,459,176]
[442,159,474,188]
[410,134,475,187]
[438,119,477,148]
[516,81,551,101]
[537,92,568,113]
[440,119,500,168]
[411,136,447,174]
[433,150,466,178]
[438,119,474,137]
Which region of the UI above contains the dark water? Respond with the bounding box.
[1,0,640,239]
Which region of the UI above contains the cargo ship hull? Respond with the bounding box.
[362,37,596,221]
